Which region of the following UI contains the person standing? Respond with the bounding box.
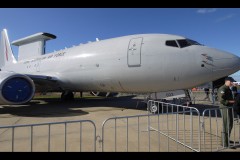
[231,83,238,99]
[217,77,236,148]
[204,87,210,101]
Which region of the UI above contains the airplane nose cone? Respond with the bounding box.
[231,55,240,69]
[211,49,240,77]
[213,52,240,72]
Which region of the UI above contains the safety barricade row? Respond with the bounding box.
[0,120,96,152]
[0,100,239,152]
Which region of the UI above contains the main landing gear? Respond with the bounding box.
[61,91,74,101]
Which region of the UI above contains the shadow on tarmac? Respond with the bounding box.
[0,95,147,118]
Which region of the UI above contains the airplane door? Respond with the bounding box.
[127,37,143,67]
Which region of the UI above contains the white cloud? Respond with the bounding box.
[197,8,217,14]
[215,14,236,22]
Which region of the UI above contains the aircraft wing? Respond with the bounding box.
[26,74,61,92]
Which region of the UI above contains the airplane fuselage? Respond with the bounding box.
[2,34,240,93]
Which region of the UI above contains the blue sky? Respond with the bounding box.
[0,8,240,80]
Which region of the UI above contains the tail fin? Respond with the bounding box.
[0,29,17,68]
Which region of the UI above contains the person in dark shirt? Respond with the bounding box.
[203,87,210,101]
[231,83,240,116]
[231,84,238,98]
[233,93,240,116]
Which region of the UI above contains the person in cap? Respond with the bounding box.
[217,77,236,148]
[203,87,210,101]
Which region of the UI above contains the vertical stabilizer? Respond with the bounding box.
[0,29,17,68]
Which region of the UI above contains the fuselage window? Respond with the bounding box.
[166,40,179,48]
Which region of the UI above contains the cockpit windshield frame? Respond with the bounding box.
[165,38,203,48]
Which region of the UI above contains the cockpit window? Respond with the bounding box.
[166,40,178,48]
[177,39,191,48]
[186,39,202,45]
[165,39,202,49]
[177,39,202,48]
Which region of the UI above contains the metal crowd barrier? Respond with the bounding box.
[101,100,201,152]
[1,100,240,152]
[201,107,240,151]
[0,120,96,152]
[147,100,201,152]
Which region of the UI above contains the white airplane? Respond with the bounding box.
[0,29,240,105]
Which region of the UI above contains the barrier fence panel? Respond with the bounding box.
[0,120,96,152]
[201,107,240,151]
[147,100,201,152]
[101,100,201,152]
[2,100,240,152]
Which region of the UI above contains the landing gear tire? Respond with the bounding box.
[61,91,74,101]
[149,104,158,114]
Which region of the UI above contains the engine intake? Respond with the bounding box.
[0,72,35,105]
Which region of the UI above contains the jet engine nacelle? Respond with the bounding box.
[90,91,118,97]
[0,71,35,105]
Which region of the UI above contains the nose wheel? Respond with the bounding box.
[149,104,158,114]
[61,91,74,101]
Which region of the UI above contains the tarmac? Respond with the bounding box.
[0,92,240,152]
